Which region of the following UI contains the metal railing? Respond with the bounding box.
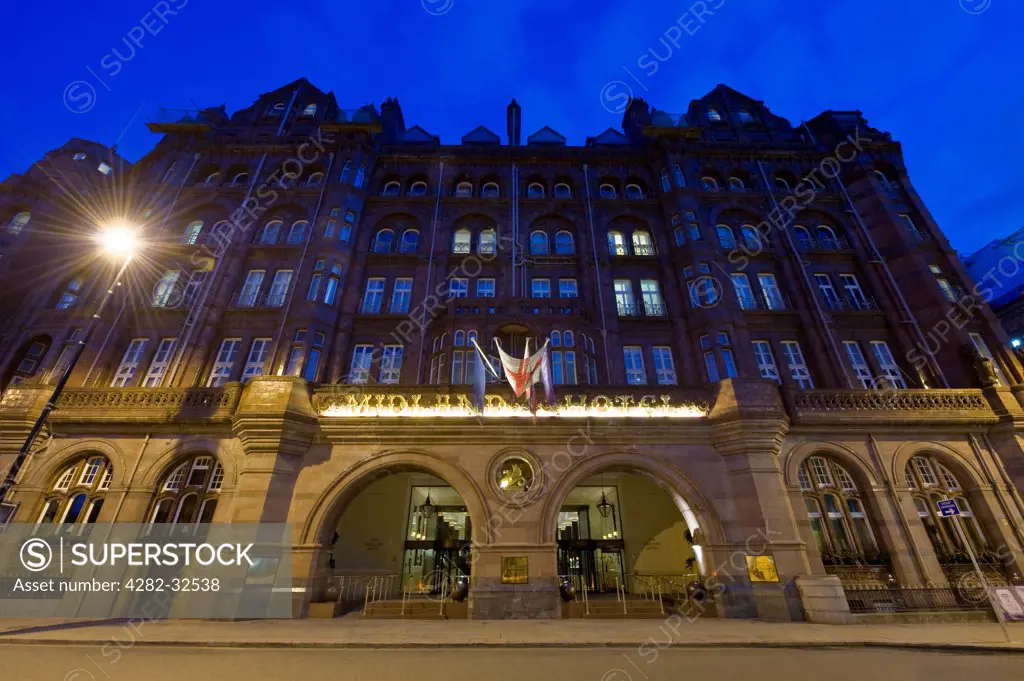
[617,302,667,318]
[844,587,989,614]
[797,236,851,251]
[824,295,879,312]
[327,574,400,614]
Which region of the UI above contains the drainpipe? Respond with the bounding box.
[267,152,336,374]
[112,433,150,522]
[83,295,128,386]
[756,160,851,388]
[582,164,611,379]
[511,163,519,297]
[416,160,445,382]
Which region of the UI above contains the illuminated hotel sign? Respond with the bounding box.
[318,392,708,418]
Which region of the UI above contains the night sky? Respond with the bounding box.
[1,0,1019,254]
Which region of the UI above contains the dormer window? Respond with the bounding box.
[738,109,754,123]
[455,181,473,197]
[599,184,617,199]
[97,162,112,176]
[707,108,722,122]
[554,183,572,199]
[527,183,545,198]
[269,102,285,117]
[382,181,401,197]
[302,104,317,117]
[408,181,428,197]
[72,152,87,161]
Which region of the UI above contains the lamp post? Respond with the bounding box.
[0,224,139,507]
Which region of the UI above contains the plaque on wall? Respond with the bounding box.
[500,556,529,584]
[745,555,780,583]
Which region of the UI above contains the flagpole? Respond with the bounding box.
[471,338,499,378]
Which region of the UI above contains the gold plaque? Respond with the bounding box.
[745,555,780,583]
[500,556,529,584]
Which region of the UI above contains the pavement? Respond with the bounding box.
[0,616,1022,652]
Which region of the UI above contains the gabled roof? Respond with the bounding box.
[527,126,566,146]
[461,126,501,146]
[400,125,440,145]
[586,128,629,147]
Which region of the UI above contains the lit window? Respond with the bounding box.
[707,108,722,122]
[97,162,112,175]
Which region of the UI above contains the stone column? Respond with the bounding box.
[230,376,319,616]
[709,378,850,623]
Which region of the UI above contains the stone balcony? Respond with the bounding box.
[785,388,998,427]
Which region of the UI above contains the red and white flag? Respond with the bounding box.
[494,338,554,404]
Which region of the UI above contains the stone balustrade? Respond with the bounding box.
[49,384,242,425]
[786,388,997,426]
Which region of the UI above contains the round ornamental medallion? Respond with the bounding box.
[488,451,543,506]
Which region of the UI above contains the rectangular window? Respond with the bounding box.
[307,260,325,301]
[899,214,925,240]
[558,279,578,299]
[142,337,177,388]
[390,278,413,313]
[448,277,469,299]
[349,345,373,384]
[731,273,755,310]
[531,278,551,299]
[379,345,404,384]
[935,276,959,303]
[476,278,496,298]
[361,277,385,313]
[758,273,785,310]
[242,338,272,382]
[451,349,464,384]
[814,274,841,310]
[237,270,265,307]
[152,270,180,308]
[614,279,636,316]
[284,329,306,377]
[652,346,677,385]
[623,346,647,385]
[266,269,293,307]
[324,264,342,305]
[111,338,149,387]
[324,221,336,239]
[843,341,873,388]
[969,333,1007,386]
[207,338,241,387]
[720,333,738,378]
[870,340,907,389]
[781,340,814,389]
[640,279,665,316]
[304,332,325,382]
[839,274,868,308]
[752,340,779,382]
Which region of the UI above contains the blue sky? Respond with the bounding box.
[0,0,1019,254]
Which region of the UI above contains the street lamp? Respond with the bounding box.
[0,223,141,507]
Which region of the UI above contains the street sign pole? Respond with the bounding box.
[943,499,1011,643]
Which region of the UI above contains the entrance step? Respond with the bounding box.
[562,598,672,619]
[362,598,468,619]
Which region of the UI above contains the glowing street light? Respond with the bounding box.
[0,222,143,506]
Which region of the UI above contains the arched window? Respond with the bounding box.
[382,181,401,197]
[373,229,394,253]
[258,221,282,244]
[555,231,575,255]
[149,455,224,526]
[716,225,736,249]
[455,181,473,197]
[408,181,428,196]
[599,184,617,199]
[792,225,812,250]
[452,228,471,254]
[673,227,685,247]
[286,220,308,244]
[554,183,572,199]
[55,277,84,309]
[906,454,988,561]
[673,165,685,188]
[817,225,838,248]
[204,172,221,187]
[269,102,285,117]
[874,170,892,189]
[340,161,353,184]
[478,229,496,255]
[530,230,550,255]
[232,172,249,186]
[302,103,317,117]
[354,166,366,188]
[775,177,791,191]
[399,229,419,253]
[740,225,762,251]
[701,177,718,191]
[660,170,671,193]
[728,176,745,191]
[305,172,324,186]
[482,182,500,198]
[798,456,880,562]
[707,108,722,122]
[183,220,204,245]
[527,182,545,198]
[454,330,465,346]
[625,184,644,200]
[631,230,654,256]
[607,231,628,256]
[36,456,112,525]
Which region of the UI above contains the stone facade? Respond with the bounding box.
[1,79,1024,621]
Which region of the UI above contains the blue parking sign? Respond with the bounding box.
[937,499,960,517]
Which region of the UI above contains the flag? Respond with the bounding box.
[494,338,553,402]
[470,338,499,414]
